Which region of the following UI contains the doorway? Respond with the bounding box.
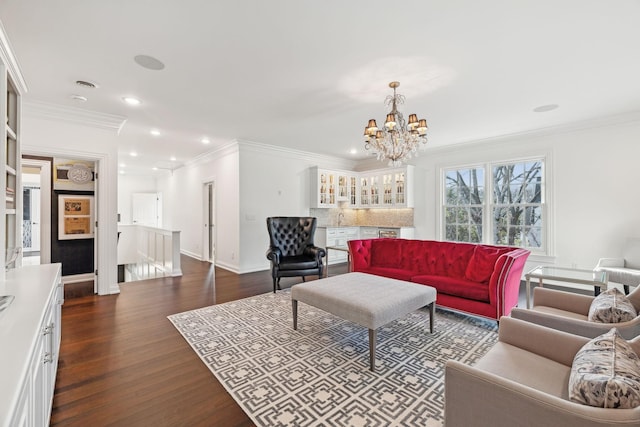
[21,158,52,266]
[203,181,215,262]
[132,192,162,227]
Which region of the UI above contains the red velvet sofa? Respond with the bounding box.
[347,239,530,321]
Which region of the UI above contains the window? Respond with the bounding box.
[444,168,484,243]
[442,159,546,252]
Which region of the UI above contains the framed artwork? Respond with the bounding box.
[58,195,94,239]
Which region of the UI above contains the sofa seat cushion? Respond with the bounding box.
[278,255,318,270]
[569,328,640,408]
[359,267,417,282]
[475,342,571,399]
[411,275,490,303]
[588,287,637,323]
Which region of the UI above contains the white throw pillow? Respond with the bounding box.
[588,287,637,323]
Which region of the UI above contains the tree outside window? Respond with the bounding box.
[444,167,484,243]
[443,160,544,250]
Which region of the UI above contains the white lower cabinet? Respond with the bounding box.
[359,227,379,239]
[1,264,63,427]
[316,227,359,264]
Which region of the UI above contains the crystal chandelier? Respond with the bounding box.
[363,81,428,166]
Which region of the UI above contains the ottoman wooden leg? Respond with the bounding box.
[369,329,376,371]
[292,300,298,330]
[429,302,435,334]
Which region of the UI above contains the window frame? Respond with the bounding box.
[438,154,552,256]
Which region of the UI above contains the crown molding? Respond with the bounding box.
[237,139,356,170]
[0,20,28,94]
[23,100,127,133]
[426,110,640,155]
[185,139,357,171]
[184,140,240,168]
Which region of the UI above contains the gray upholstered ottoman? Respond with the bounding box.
[291,272,437,371]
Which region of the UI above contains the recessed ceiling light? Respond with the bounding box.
[533,104,559,113]
[150,129,161,136]
[350,149,357,154]
[122,97,142,106]
[130,151,138,157]
[152,167,158,171]
[169,156,177,161]
[134,55,165,71]
[70,94,87,102]
[119,163,126,167]
[201,137,211,144]
[119,170,125,174]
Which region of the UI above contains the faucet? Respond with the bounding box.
[337,212,344,226]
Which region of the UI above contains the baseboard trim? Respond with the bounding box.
[62,273,94,284]
[180,249,203,261]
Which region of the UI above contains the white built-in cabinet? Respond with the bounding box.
[1,32,25,279]
[0,264,63,427]
[310,167,336,208]
[311,166,414,208]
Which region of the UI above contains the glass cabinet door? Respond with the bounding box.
[337,174,348,200]
[318,171,336,206]
[395,171,406,205]
[349,176,357,206]
[370,176,380,205]
[382,173,393,206]
[360,177,370,206]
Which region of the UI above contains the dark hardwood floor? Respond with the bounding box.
[51,256,347,426]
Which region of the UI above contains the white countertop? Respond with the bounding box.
[0,264,62,427]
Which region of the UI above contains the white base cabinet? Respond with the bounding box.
[0,264,63,427]
[315,227,359,264]
[315,227,414,265]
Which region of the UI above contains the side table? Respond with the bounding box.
[325,245,350,277]
[524,266,608,309]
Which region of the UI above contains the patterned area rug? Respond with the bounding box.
[168,290,497,426]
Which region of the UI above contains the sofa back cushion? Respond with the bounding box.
[370,239,403,268]
[422,241,475,279]
[464,245,512,283]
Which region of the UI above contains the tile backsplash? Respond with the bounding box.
[311,208,413,227]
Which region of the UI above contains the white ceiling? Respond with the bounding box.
[1,0,639,175]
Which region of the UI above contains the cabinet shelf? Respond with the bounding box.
[5,165,16,175]
[6,124,16,140]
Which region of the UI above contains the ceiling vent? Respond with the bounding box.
[76,80,98,89]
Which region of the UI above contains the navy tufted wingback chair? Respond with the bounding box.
[266,217,326,293]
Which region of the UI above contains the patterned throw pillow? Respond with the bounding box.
[588,287,637,323]
[569,328,640,408]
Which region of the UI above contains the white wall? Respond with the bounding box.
[117,174,157,224]
[156,144,241,271]
[410,116,640,270]
[237,142,355,272]
[154,140,355,273]
[21,112,120,295]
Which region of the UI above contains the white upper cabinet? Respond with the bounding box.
[313,166,413,209]
[310,167,337,208]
